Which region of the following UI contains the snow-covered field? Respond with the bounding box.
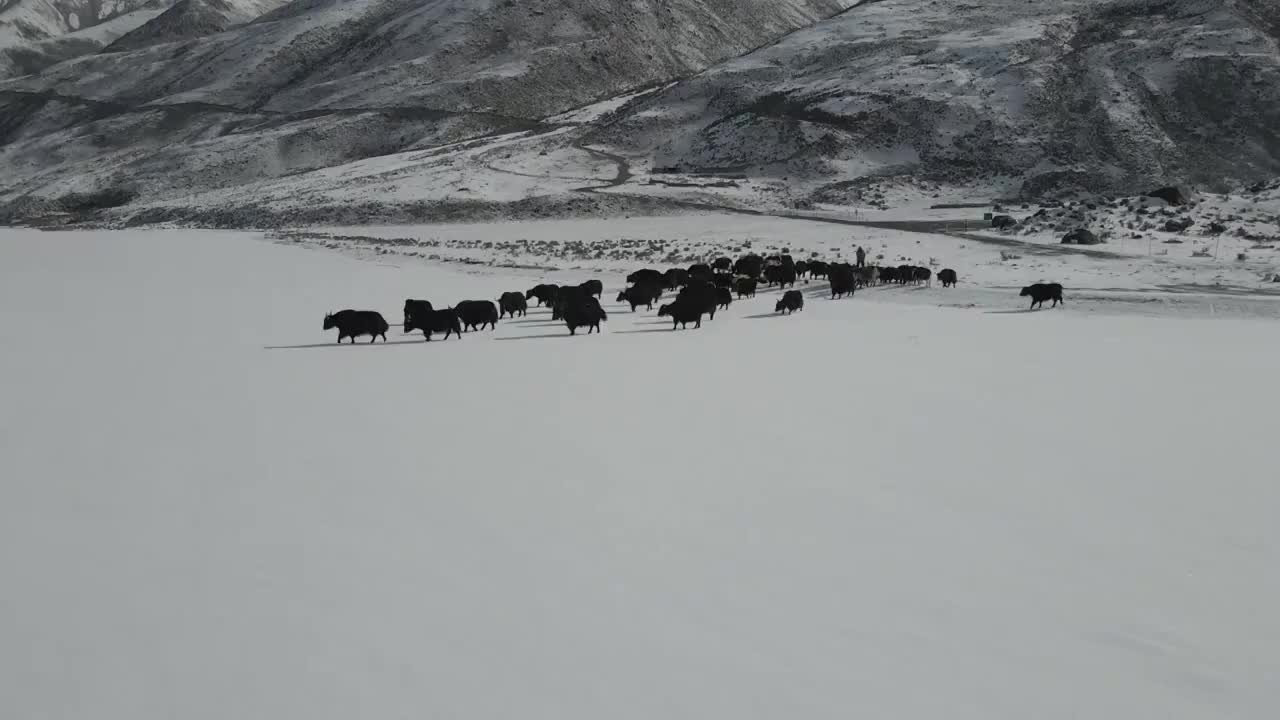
[300,212,1280,320]
[3,225,1279,719]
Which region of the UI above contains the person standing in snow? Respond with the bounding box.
[855,245,866,268]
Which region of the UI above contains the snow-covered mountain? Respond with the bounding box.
[604,0,1280,200]
[0,0,173,77]
[3,0,857,111]
[105,0,295,52]
[0,0,162,45]
[0,0,1278,226]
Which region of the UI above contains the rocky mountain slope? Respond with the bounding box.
[105,0,293,52]
[602,0,1280,200]
[0,0,1277,227]
[0,0,172,77]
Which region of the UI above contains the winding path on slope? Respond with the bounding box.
[571,143,633,192]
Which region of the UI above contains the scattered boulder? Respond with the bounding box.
[991,214,1018,229]
[1061,228,1100,245]
[1164,217,1194,232]
[1146,186,1191,206]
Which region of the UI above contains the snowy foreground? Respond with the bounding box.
[2,227,1279,719]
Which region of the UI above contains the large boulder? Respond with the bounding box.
[1164,217,1194,232]
[1146,186,1192,206]
[1061,228,1100,245]
[991,214,1018,229]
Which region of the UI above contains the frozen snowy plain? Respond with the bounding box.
[2,224,1279,719]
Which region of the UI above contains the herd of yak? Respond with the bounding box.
[321,253,1065,343]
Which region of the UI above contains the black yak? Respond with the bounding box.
[454,300,499,331]
[658,299,705,330]
[938,269,958,288]
[687,263,713,281]
[551,286,588,321]
[323,310,389,344]
[913,267,932,286]
[829,265,856,299]
[627,268,664,287]
[677,281,719,320]
[564,297,607,335]
[734,277,758,299]
[733,254,764,279]
[498,292,528,318]
[525,284,560,307]
[403,299,433,328]
[663,268,689,290]
[712,257,733,273]
[1020,283,1064,309]
[616,284,663,312]
[579,279,604,298]
[775,290,804,314]
[404,308,462,341]
[764,264,796,289]
[714,287,732,310]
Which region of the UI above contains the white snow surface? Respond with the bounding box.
[2,226,1279,719]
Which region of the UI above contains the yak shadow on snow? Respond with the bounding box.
[493,333,578,342]
[742,312,790,320]
[984,307,1050,315]
[265,339,425,350]
[614,327,684,335]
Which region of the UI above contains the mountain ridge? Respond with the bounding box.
[0,0,1277,226]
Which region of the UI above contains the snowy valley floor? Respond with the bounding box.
[299,213,1280,321]
[2,224,1279,719]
